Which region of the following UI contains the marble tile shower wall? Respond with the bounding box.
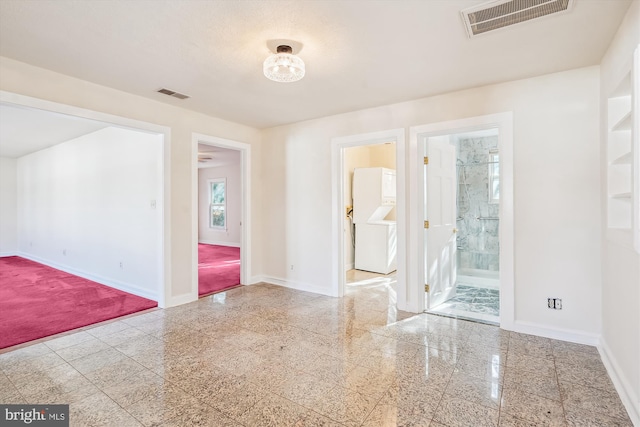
[456,136,499,272]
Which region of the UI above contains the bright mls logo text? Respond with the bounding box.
[1,405,68,426]
[5,407,48,424]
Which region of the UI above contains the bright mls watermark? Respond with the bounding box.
[1,405,68,426]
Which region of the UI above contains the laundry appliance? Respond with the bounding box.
[352,167,397,274]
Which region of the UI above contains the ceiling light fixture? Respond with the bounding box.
[263,45,305,83]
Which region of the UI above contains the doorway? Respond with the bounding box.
[343,142,398,293]
[424,129,501,324]
[191,133,251,301]
[196,144,242,296]
[331,128,408,309]
[0,93,170,307]
[410,112,514,329]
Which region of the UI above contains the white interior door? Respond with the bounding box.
[425,136,457,310]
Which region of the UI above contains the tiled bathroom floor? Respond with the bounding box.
[429,284,500,325]
[0,279,633,426]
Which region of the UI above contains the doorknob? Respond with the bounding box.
[453,228,458,233]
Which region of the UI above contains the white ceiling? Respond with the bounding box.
[0,0,632,129]
[197,143,240,169]
[0,104,109,158]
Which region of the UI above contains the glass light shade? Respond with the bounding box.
[263,52,305,83]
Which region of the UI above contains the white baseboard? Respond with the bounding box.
[398,299,422,314]
[259,275,336,297]
[16,252,159,302]
[198,240,240,248]
[164,292,197,308]
[600,338,640,426]
[0,251,17,257]
[345,262,354,271]
[511,320,601,346]
[248,275,265,285]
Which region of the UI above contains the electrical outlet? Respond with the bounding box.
[119,262,123,269]
[547,298,562,310]
[290,264,294,271]
[63,249,66,256]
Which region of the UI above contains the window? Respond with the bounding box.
[488,150,499,204]
[209,178,226,229]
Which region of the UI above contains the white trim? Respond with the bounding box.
[198,240,241,248]
[331,129,407,305]
[633,45,640,253]
[513,320,600,346]
[409,112,515,328]
[165,292,196,307]
[600,338,640,426]
[192,133,251,303]
[0,91,167,134]
[249,275,264,285]
[345,263,355,271]
[0,91,172,308]
[260,275,336,296]
[0,252,17,257]
[17,252,158,301]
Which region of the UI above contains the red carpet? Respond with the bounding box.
[199,244,241,296]
[0,256,157,349]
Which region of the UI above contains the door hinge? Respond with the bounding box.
[424,156,429,165]
[424,220,429,229]
[425,284,430,292]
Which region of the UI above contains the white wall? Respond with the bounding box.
[599,1,640,424]
[261,66,601,339]
[0,156,17,255]
[17,127,162,300]
[0,56,262,306]
[1,56,606,342]
[198,157,241,247]
[343,144,396,269]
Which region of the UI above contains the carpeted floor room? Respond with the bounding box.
[0,243,240,350]
[198,243,241,296]
[0,256,157,349]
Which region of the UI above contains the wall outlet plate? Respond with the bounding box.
[548,298,562,309]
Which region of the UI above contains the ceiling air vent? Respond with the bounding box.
[461,0,574,38]
[157,88,190,100]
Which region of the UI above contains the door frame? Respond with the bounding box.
[409,112,514,329]
[191,133,252,301]
[0,90,171,307]
[330,128,407,306]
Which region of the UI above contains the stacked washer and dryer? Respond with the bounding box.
[352,167,397,275]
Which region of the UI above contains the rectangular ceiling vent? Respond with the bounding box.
[461,0,574,38]
[157,88,190,100]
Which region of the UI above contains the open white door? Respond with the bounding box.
[424,136,457,310]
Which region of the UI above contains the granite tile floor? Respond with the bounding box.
[0,278,633,427]
[428,284,500,325]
